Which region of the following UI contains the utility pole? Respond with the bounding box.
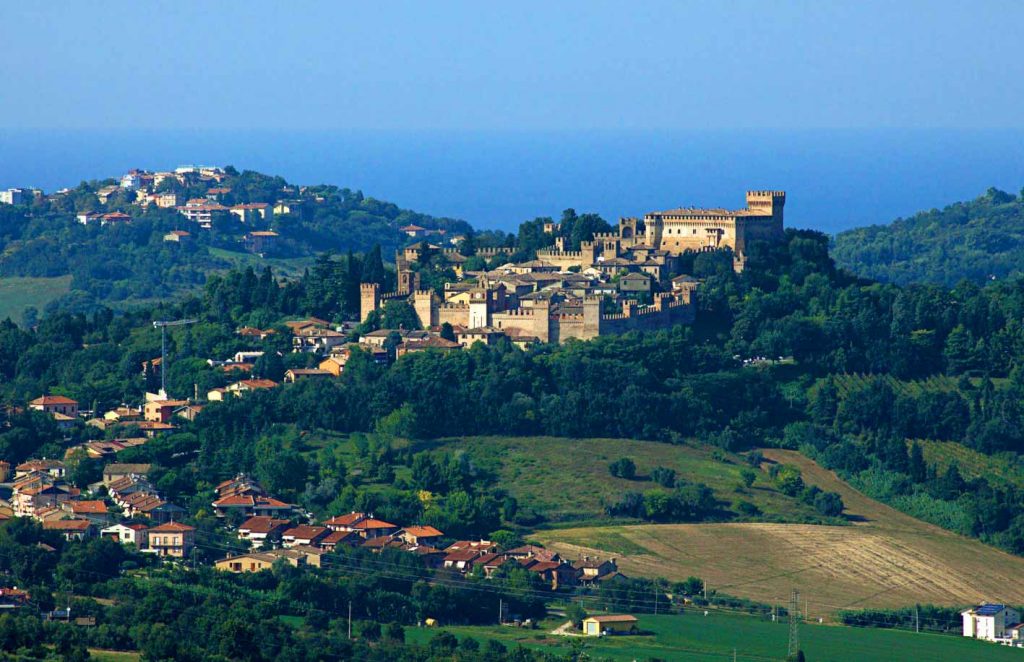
[703,578,707,601]
[152,319,197,396]
[787,589,800,659]
[348,600,352,639]
[498,599,503,624]
[915,604,920,633]
[654,588,658,615]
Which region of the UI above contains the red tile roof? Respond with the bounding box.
[401,525,444,538]
[30,396,78,406]
[149,521,194,532]
[283,525,328,540]
[69,501,107,514]
[43,519,92,531]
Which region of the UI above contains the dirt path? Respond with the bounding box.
[536,451,1024,612]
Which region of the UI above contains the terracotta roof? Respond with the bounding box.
[585,614,637,623]
[321,530,361,546]
[283,525,328,540]
[30,396,78,406]
[237,379,278,389]
[401,525,444,538]
[444,549,481,562]
[69,501,107,514]
[239,516,291,534]
[324,512,366,527]
[149,521,194,532]
[43,519,93,531]
[352,518,398,530]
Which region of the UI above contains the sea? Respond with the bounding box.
[3,128,1024,235]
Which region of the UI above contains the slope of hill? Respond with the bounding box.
[533,449,1024,612]
[831,187,1024,286]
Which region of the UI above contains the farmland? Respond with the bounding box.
[915,439,1024,489]
[404,612,1013,661]
[0,275,72,323]
[534,449,1024,611]
[426,436,826,525]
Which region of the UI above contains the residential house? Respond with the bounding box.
[445,540,499,554]
[237,516,291,548]
[96,185,119,203]
[963,604,1023,643]
[324,512,368,531]
[573,557,619,585]
[134,421,176,437]
[456,328,507,348]
[519,558,578,589]
[244,231,279,254]
[398,526,445,547]
[29,395,78,418]
[102,463,152,486]
[395,337,461,357]
[351,517,400,540]
[62,500,109,522]
[76,211,103,225]
[582,615,638,636]
[177,201,227,228]
[0,461,9,482]
[207,379,278,401]
[100,212,131,226]
[292,327,346,354]
[0,588,30,609]
[101,522,149,548]
[147,521,195,558]
[144,400,188,423]
[15,459,65,479]
[163,230,191,242]
[443,549,482,572]
[103,407,143,423]
[215,552,281,573]
[319,529,362,551]
[281,525,329,548]
[230,203,273,224]
[174,404,205,421]
[283,368,333,383]
[317,355,347,376]
[12,482,73,518]
[42,519,95,541]
[505,545,560,562]
[212,495,294,519]
[401,224,427,238]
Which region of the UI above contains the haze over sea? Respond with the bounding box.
[3,128,1024,235]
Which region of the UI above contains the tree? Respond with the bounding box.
[608,457,636,479]
[253,351,285,382]
[740,469,757,488]
[813,491,844,517]
[908,441,927,483]
[566,603,587,629]
[440,322,456,342]
[361,244,386,285]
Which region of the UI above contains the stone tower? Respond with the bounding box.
[359,283,380,323]
[583,296,602,339]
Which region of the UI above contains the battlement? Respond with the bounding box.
[538,248,585,259]
[494,308,537,318]
[360,282,379,292]
[746,190,786,198]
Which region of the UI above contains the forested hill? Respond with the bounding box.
[0,167,472,319]
[831,187,1024,287]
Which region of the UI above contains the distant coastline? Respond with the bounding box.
[2,127,1024,233]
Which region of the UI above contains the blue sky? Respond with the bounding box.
[2,0,1022,130]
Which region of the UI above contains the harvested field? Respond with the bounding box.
[535,449,1024,612]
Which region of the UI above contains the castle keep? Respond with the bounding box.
[361,190,784,344]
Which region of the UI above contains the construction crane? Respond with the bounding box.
[152,319,197,397]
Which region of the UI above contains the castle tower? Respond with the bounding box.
[359,283,380,323]
[618,217,640,248]
[468,288,490,329]
[398,269,420,295]
[583,296,602,339]
[413,289,437,328]
[745,190,786,222]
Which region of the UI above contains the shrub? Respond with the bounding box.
[650,466,677,488]
[609,457,637,479]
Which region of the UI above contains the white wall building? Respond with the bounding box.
[962,603,1023,645]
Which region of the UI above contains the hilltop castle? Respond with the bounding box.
[360,190,784,344]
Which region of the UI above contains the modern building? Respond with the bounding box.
[962,604,1022,644]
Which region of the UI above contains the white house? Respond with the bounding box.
[962,603,1022,644]
[101,522,149,549]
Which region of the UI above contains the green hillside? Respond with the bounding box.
[832,187,1024,286]
[0,275,72,324]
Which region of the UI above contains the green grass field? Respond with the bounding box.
[0,275,72,323]
[405,612,1011,661]
[207,247,315,279]
[426,436,825,525]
